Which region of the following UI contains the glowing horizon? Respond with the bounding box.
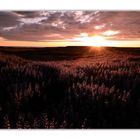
[0,36,140,48]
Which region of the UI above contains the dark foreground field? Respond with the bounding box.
[0,46,140,128]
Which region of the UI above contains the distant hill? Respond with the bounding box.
[0,46,140,61]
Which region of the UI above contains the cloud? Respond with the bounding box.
[0,11,20,27]
[13,11,41,18]
[0,11,140,42]
[102,30,120,36]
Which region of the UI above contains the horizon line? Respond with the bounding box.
[0,45,140,48]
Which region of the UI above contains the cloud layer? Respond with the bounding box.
[0,11,140,42]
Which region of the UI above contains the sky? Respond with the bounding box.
[0,11,140,47]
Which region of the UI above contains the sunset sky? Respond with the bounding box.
[0,11,140,47]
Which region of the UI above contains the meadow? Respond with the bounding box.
[0,46,140,128]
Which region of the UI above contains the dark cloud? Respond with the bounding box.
[13,11,40,18]
[0,11,21,27]
[0,11,140,42]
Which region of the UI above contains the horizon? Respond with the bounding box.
[1,45,140,48]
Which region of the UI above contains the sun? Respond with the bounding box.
[73,33,114,47]
[81,35,108,47]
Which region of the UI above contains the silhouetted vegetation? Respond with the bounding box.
[0,46,140,128]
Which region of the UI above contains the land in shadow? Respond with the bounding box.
[0,46,140,129]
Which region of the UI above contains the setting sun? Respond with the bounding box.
[81,35,107,47]
[74,35,112,47]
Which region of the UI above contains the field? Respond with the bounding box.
[0,46,140,128]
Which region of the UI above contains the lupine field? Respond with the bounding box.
[0,46,140,129]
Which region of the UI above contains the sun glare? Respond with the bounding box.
[83,36,105,47]
[73,33,114,47]
[76,35,111,47]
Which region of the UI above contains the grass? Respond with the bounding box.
[0,46,140,128]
